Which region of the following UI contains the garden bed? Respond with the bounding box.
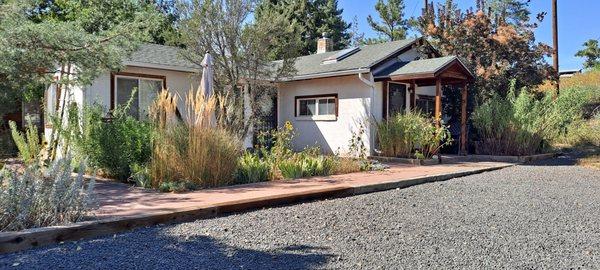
[369,155,440,166]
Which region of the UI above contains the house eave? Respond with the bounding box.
[281,68,371,82]
[123,61,201,73]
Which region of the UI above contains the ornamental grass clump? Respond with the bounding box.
[150,89,240,190]
[472,82,596,155]
[0,157,96,231]
[376,111,451,159]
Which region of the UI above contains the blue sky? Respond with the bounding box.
[339,0,600,71]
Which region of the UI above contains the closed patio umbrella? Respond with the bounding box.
[199,52,216,127]
[200,52,213,97]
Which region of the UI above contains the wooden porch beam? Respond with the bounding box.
[435,77,442,127]
[460,83,468,155]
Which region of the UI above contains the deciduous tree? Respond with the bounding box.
[417,0,553,103]
[179,0,299,138]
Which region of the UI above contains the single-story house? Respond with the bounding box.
[273,36,473,156]
[44,44,201,141]
[45,37,473,156]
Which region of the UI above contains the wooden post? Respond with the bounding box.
[552,0,560,95]
[382,81,388,119]
[410,81,416,110]
[435,77,442,127]
[460,84,468,155]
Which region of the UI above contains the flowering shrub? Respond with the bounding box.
[0,157,96,231]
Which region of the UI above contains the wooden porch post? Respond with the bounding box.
[435,77,442,127]
[410,81,416,110]
[382,81,388,119]
[460,83,468,155]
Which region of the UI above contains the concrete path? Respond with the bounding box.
[94,161,511,219]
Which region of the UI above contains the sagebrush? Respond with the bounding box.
[0,157,96,231]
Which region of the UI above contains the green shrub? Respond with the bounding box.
[128,163,152,188]
[557,113,600,147]
[472,82,595,155]
[86,112,152,181]
[57,103,152,181]
[0,157,95,231]
[9,120,42,165]
[158,181,197,193]
[376,111,451,158]
[278,158,303,179]
[236,151,271,183]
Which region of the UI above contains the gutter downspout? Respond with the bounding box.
[358,72,376,156]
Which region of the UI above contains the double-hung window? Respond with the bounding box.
[295,94,337,121]
[113,73,165,120]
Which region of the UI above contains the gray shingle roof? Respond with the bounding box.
[288,38,419,79]
[389,56,458,76]
[126,44,200,71]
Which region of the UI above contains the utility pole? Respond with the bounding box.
[552,0,560,95]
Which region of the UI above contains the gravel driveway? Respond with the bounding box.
[1,154,599,269]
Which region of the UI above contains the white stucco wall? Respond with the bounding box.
[45,65,199,145]
[278,75,374,155]
[83,66,200,120]
[44,67,85,144]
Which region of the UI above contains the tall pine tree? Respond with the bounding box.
[255,0,351,57]
[367,0,409,42]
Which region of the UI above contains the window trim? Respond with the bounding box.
[294,93,338,121]
[110,72,167,111]
[386,81,408,117]
[415,94,435,116]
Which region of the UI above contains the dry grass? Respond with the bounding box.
[150,89,240,190]
[538,70,600,92]
[331,157,363,175]
[577,148,600,170]
[578,155,600,170]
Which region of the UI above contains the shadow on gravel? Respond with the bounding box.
[0,230,333,269]
[525,155,577,167]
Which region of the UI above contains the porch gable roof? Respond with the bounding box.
[387,56,474,82]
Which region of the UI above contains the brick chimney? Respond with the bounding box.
[316,33,333,54]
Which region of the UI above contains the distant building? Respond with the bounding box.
[559,69,582,78]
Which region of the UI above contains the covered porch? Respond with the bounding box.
[374,56,475,155]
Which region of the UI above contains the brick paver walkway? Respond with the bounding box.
[93,161,511,218]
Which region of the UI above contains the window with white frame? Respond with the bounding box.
[295,95,337,119]
[114,75,164,120]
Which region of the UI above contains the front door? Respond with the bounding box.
[388,82,406,117]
